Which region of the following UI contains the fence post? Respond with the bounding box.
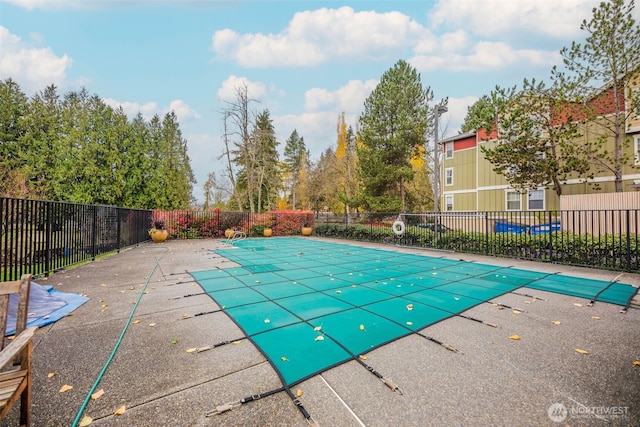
[485,212,489,256]
[626,209,631,271]
[91,206,97,261]
[117,208,122,253]
[0,197,4,281]
[548,210,554,263]
[44,201,51,276]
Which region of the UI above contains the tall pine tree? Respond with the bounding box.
[357,60,433,212]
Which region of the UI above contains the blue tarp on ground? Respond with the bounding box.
[5,282,89,336]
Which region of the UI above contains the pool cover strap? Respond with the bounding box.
[620,285,640,313]
[207,385,319,426]
[207,386,286,416]
[417,333,461,353]
[457,313,497,328]
[196,337,246,353]
[358,358,403,395]
[589,273,625,307]
[286,388,319,426]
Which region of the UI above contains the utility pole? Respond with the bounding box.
[433,102,448,214]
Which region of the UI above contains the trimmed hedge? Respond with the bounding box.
[314,223,639,270]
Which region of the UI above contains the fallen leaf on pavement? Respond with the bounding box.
[91,389,104,400]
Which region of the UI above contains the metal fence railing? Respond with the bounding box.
[1,197,152,281]
[3,198,638,278]
[310,210,640,273]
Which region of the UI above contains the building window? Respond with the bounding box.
[635,136,640,165]
[506,190,521,211]
[445,195,454,211]
[445,168,453,186]
[528,189,544,210]
[445,142,453,159]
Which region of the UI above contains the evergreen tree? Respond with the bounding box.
[560,0,640,192]
[335,113,359,215]
[0,79,29,194]
[21,84,64,200]
[478,79,589,197]
[283,129,308,209]
[159,111,196,209]
[357,59,433,212]
[460,95,494,133]
[253,110,280,211]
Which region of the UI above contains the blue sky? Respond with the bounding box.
[2,0,634,202]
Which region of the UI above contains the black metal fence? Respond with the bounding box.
[311,210,640,272]
[2,197,638,279]
[1,197,151,281]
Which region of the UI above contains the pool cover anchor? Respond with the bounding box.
[418,333,462,354]
[358,360,404,395]
[511,291,545,301]
[207,400,242,415]
[491,302,526,312]
[195,337,246,353]
[457,314,497,328]
[286,389,320,427]
[169,291,205,300]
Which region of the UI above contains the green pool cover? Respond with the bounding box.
[190,238,638,387]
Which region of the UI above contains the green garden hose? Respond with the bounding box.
[71,246,169,427]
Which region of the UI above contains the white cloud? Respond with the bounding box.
[216,75,267,102]
[275,111,343,157]
[211,6,429,67]
[305,79,378,113]
[0,26,73,94]
[103,98,200,122]
[429,0,595,39]
[441,96,478,136]
[410,41,561,72]
[167,99,201,121]
[103,98,158,120]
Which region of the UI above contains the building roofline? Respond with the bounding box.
[440,130,477,144]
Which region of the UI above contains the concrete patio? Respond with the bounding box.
[2,238,639,426]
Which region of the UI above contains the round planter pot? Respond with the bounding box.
[301,227,313,236]
[263,229,273,237]
[150,230,169,243]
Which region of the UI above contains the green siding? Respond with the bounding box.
[443,148,476,191]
